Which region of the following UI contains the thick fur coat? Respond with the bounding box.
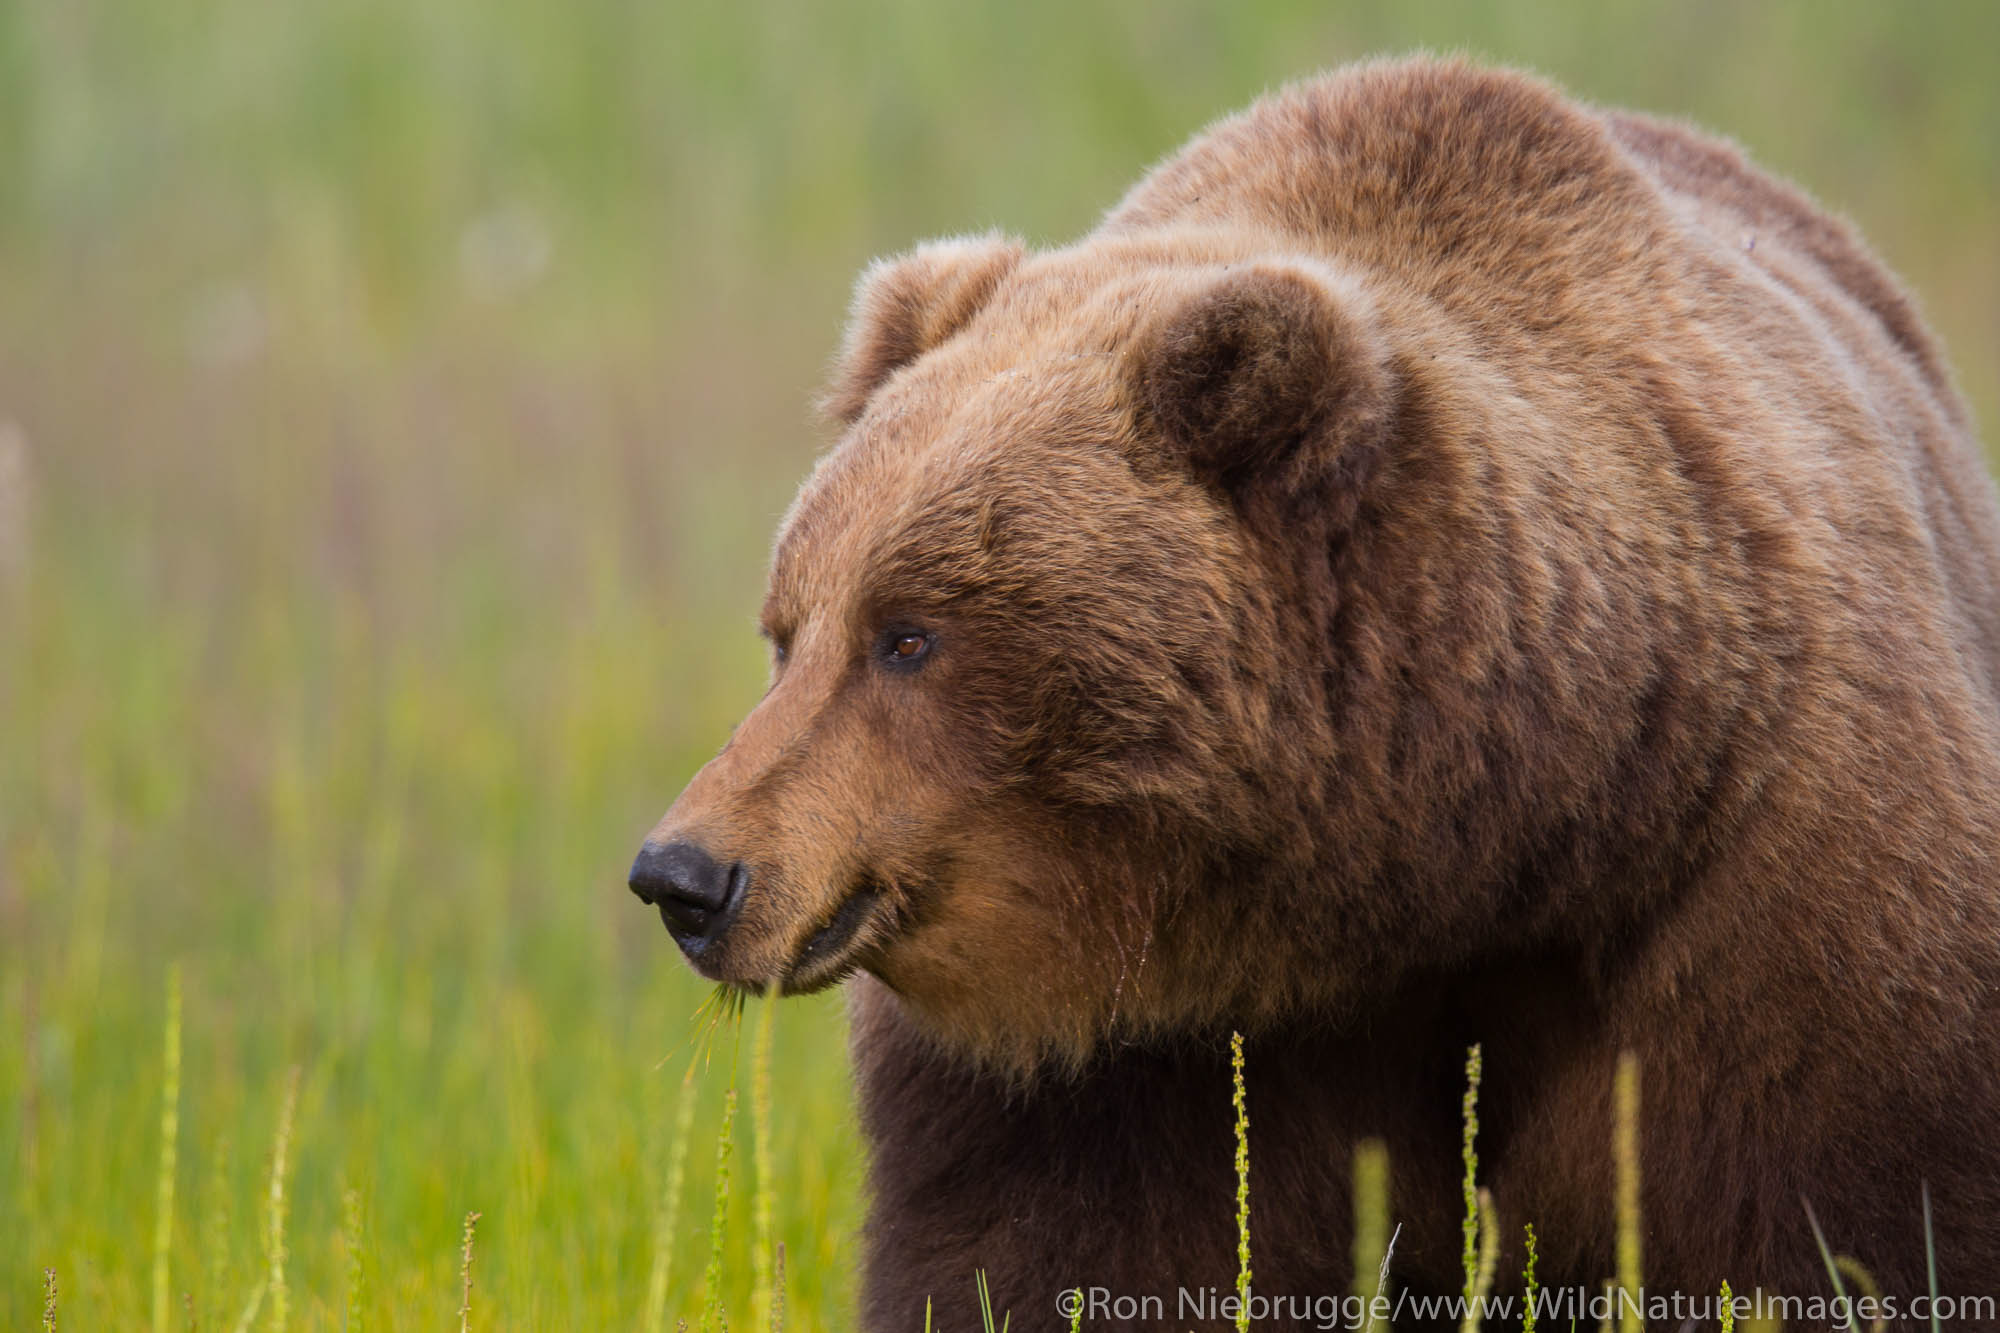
[636,59,2000,1326]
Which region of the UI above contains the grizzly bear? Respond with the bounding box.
[629,59,2000,1327]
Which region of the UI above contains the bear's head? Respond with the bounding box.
[629,227,1582,1072]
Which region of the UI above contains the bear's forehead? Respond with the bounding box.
[768,352,1141,619]
[764,239,1282,623]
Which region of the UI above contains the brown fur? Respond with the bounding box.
[640,59,2000,1325]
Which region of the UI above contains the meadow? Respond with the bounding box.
[2,1,1995,1326]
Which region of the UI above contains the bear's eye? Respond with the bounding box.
[883,630,932,666]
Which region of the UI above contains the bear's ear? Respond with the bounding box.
[821,233,1025,425]
[1129,262,1393,488]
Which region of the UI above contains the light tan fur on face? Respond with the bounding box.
[656,289,1276,1066]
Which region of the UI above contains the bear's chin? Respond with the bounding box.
[853,958,1194,1085]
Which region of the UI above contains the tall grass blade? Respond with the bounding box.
[645,1060,703,1333]
[1833,1257,1886,1333]
[1362,1224,1401,1333]
[265,1066,301,1333]
[154,963,183,1333]
[974,1269,1010,1333]
[42,1267,57,1332]
[1231,1030,1252,1333]
[1613,1052,1641,1333]
[1460,1043,1483,1308]
[458,1211,482,1333]
[1803,1197,1857,1332]
[701,1086,739,1333]
[342,1186,367,1333]
[1521,1224,1540,1333]
[1923,1182,1941,1333]
[1460,1187,1499,1333]
[203,1135,232,1332]
[751,997,777,1332]
[228,1279,268,1333]
[770,1242,786,1333]
[1351,1137,1390,1310]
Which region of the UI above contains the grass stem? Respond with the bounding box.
[751,997,777,1331]
[154,963,183,1333]
[645,1061,703,1333]
[1460,1187,1498,1333]
[343,1186,367,1333]
[701,1086,739,1333]
[228,1279,267,1333]
[458,1211,482,1333]
[1804,1196,1857,1331]
[1460,1043,1483,1308]
[203,1133,232,1333]
[1350,1137,1390,1310]
[1231,1030,1252,1333]
[770,1242,785,1333]
[974,1269,1009,1333]
[1614,1052,1640,1333]
[265,1067,300,1333]
[1923,1182,1941,1333]
[1521,1224,1539,1333]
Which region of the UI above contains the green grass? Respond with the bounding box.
[1231,1030,1252,1333]
[1615,1053,1641,1333]
[3,0,1995,1325]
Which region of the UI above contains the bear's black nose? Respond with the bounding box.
[628,839,745,952]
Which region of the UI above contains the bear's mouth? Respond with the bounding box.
[781,886,886,994]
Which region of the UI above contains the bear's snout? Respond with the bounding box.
[627,839,747,958]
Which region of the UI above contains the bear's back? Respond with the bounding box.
[1604,108,2000,696]
[1105,57,1655,305]
[1107,57,2000,705]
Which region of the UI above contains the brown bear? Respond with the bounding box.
[629,58,2000,1327]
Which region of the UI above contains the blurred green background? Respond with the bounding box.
[2,1,1993,1326]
